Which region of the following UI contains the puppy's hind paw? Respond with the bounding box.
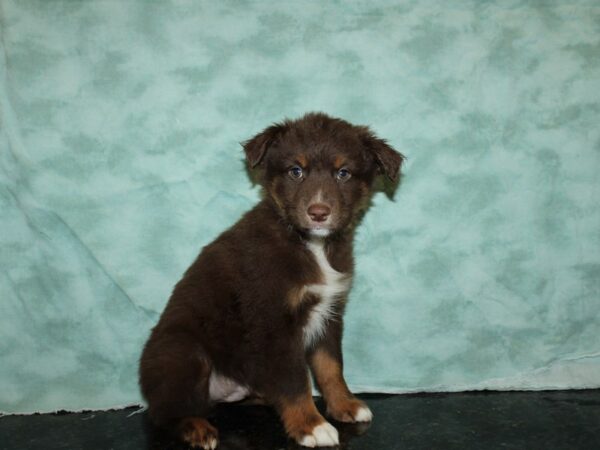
[179,417,219,449]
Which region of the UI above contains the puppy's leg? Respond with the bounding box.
[274,379,339,448]
[309,324,373,423]
[139,332,218,449]
[261,350,339,448]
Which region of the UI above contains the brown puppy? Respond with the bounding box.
[139,112,404,449]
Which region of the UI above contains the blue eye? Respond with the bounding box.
[289,166,303,179]
[336,168,351,181]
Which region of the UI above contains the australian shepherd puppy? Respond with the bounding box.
[139,112,404,449]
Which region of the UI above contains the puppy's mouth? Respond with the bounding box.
[305,225,332,238]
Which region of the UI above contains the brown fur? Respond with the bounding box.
[139,112,404,448]
[277,389,327,443]
[288,286,313,311]
[297,153,308,168]
[310,349,368,422]
[333,154,346,169]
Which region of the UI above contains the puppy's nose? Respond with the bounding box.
[308,203,331,223]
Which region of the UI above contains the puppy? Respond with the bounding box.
[139,112,404,449]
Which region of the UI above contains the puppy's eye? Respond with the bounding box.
[336,168,351,181]
[288,166,303,179]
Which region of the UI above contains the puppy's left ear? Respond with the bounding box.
[242,122,288,168]
[362,130,405,181]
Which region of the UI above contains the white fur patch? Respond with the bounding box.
[299,422,339,447]
[309,228,331,237]
[304,239,351,347]
[208,371,249,403]
[354,405,373,422]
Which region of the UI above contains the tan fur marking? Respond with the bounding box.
[297,154,308,167]
[287,285,308,310]
[278,392,326,441]
[333,154,346,169]
[311,349,369,422]
[311,349,351,403]
[179,417,219,449]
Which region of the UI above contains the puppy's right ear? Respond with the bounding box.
[242,122,288,168]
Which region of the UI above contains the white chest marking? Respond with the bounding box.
[303,240,351,348]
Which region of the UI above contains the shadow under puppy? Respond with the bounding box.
[139,112,404,449]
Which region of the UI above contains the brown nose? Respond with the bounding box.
[307,203,331,222]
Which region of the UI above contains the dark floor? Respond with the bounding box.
[1,391,599,450]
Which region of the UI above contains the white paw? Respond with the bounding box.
[353,405,373,422]
[199,437,218,450]
[299,422,339,447]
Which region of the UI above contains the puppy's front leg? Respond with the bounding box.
[309,324,373,423]
[270,369,339,447]
[277,390,339,448]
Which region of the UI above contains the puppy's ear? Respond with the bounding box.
[361,130,405,181]
[242,122,288,168]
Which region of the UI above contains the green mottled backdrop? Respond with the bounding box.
[1,1,599,413]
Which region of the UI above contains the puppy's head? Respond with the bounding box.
[243,112,405,237]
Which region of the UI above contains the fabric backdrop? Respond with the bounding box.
[1,0,599,414]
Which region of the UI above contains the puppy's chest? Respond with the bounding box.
[299,241,352,347]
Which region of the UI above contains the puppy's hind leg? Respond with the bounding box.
[139,332,218,449]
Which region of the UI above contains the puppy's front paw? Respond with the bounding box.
[298,422,339,448]
[328,398,373,423]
